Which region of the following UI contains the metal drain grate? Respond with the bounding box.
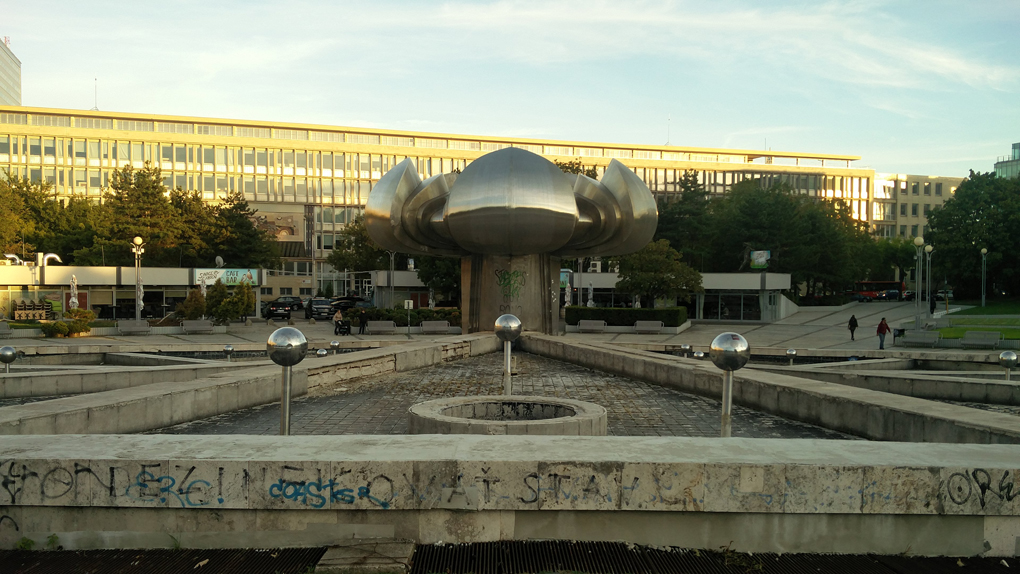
[0,547,327,574]
[410,540,1015,574]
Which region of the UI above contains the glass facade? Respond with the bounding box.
[0,41,20,107]
[995,143,1020,180]
[0,106,880,270]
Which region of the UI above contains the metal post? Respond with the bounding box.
[912,237,924,330]
[925,247,934,318]
[503,340,512,396]
[131,237,145,322]
[981,249,988,307]
[389,251,396,309]
[280,365,292,435]
[720,370,733,437]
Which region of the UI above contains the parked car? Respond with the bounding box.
[305,297,334,319]
[902,290,915,301]
[332,297,372,311]
[877,289,900,301]
[936,290,954,301]
[267,296,302,319]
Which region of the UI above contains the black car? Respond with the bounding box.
[267,296,302,319]
[305,297,334,319]
[275,295,304,310]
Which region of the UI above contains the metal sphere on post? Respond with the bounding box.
[999,351,1017,381]
[223,344,234,362]
[693,351,705,360]
[786,348,797,366]
[316,348,328,358]
[267,327,308,435]
[494,314,523,396]
[331,340,340,355]
[0,346,16,374]
[680,344,691,357]
[709,332,751,438]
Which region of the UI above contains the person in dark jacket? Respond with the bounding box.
[358,308,367,335]
[848,315,858,341]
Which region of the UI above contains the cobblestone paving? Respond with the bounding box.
[154,353,860,439]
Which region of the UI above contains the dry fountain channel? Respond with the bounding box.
[2,330,1020,558]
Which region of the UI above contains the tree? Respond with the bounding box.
[615,239,702,305]
[176,288,206,320]
[927,171,1020,299]
[213,191,279,268]
[0,172,38,256]
[554,159,599,179]
[326,213,392,272]
[415,255,461,304]
[232,280,256,320]
[205,279,229,321]
[170,187,217,268]
[105,163,183,266]
[655,169,710,270]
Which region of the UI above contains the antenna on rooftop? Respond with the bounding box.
[665,114,671,146]
[2,37,10,47]
[91,78,98,111]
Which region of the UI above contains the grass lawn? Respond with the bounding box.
[938,327,1020,340]
[949,317,1020,327]
[953,300,1020,315]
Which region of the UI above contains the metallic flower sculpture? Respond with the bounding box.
[366,147,657,258]
[365,147,658,334]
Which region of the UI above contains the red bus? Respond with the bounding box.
[853,280,906,301]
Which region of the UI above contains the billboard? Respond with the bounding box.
[193,268,259,286]
[750,250,771,270]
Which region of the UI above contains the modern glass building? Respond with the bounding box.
[995,143,1020,180]
[0,39,20,106]
[0,105,876,296]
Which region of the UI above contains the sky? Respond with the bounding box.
[2,0,1018,177]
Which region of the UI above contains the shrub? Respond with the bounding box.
[564,306,688,327]
[63,308,96,335]
[361,307,460,326]
[176,289,206,320]
[40,321,69,337]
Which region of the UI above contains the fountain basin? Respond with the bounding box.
[408,395,607,435]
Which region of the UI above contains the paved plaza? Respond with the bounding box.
[153,351,857,439]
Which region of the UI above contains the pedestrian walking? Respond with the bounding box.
[332,308,344,336]
[358,308,367,335]
[876,317,890,350]
[848,315,858,341]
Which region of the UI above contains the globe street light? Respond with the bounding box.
[981,248,988,307]
[130,236,145,321]
[924,245,934,318]
[709,332,750,438]
[912,236,924,330]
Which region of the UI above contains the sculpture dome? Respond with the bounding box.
[444,148,577,255]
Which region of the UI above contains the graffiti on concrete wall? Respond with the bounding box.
[945,469,1018,509]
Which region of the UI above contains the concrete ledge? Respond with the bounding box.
[2,435,1019,555]
[521,334,1020,444]
[0,362,244,399]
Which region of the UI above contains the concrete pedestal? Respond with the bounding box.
[462,254,560,334]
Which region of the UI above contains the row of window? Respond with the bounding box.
[899,203,935,218]
[897,181,945,196]
[259,287,312,296]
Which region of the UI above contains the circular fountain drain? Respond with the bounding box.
[408,395,607,436]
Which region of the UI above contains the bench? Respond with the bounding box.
[578,320,607,333]
[0,322,11,339]
[924,318,952,330]
[960,330,1003,349]
[181,320,215,335]
[634,320,664,334]
[900,331,941,348]
[117,319,151,336]
[367,321,397,335]
[420,320,451,334]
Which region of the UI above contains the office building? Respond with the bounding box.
[872,174,964,239]
[995,143,1020,179]
[0,39,20,106]
[0,105,877,297]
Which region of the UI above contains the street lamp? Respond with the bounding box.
[925,245,934,318]
[130,236,145,321]
[912,236,924,330]
[981,248,988,308]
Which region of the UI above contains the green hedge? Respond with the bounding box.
[565,306,688,327]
